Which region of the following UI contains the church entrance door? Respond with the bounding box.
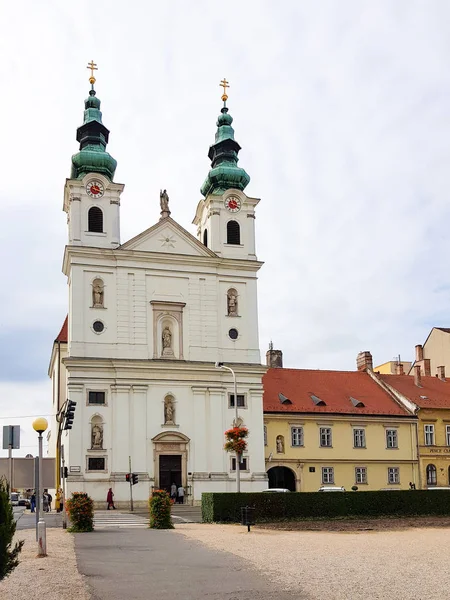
[159,454,182,494]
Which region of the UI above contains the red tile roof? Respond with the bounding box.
[55,316,68,343]
[263,368,410,416]
[380,374,450,409]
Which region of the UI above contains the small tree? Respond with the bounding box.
[0,476,24,580]
[149,490,174,529]
[66,492,94,532]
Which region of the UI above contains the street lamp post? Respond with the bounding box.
[32,417,48,557]
[215,362,240,493]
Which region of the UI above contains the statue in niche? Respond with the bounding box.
[276,435,284,454]
[164,396,175,424]
[162,325,174,356]
[160,189,171,219]
[91,423,103,449]
[92,279,104,308]
[227,289,238,316]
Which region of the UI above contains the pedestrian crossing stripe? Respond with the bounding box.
[93,511,149,529]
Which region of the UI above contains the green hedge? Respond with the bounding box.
[202,491,450,523]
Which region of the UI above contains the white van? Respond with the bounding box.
[10,492,19,506]
[318,486,345,492]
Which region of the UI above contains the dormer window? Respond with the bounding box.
[350,397,365,408]
[311,394,326,406]
[88,207,103,233]
[227,220,240,245]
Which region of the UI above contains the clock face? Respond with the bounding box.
[224,196,241,213]
[86,180,104,199]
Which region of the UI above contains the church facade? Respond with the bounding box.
[49,74,268,505]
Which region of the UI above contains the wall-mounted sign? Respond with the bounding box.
[70,466,81,473]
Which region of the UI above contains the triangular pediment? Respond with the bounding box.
[120,217,217,258]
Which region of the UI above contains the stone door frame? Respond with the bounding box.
[152,431,190,492]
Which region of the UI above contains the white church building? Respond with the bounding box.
[49,74,268,506]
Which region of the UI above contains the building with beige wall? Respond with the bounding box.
[374,359,412,375]
[263,351,419,492]
[408,328,450,377]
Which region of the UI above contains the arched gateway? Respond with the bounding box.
[267,466,296,491]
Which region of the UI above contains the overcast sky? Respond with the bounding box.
[1,1,450,456]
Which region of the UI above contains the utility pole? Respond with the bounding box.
[215,363,240,492]
[129,456,134,512]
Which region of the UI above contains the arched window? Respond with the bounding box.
[203,229,208,247]
[88,207,103,233]
[227,220,240,245]
[426,464,437,486]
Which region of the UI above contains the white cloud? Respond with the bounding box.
[0,1,449,415]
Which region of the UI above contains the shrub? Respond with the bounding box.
[202,490,450,523]
[149,490,174,529]
[0,477,24,580]
[66,492,94,532]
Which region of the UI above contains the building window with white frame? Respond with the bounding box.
[88,391,106,405]
[355,466,367,484]
[446,425,450,446]
[353,428,366,448]
[231,456,248,471]
[264,425,267,446]
[291,427,304,447]
[387,467,400,484]
[322,467,334,484]
[386,429,398,449]
[319,427,332,447]
[426,464,437,486]
[424,424,435,446]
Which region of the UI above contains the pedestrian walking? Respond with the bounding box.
[170,482,177,503]
[30,492,36,513]
[177,485,185,504]
[43,492,49,513]
[59,488,64,513]
[107,487,116,510]
[47,491,53,512]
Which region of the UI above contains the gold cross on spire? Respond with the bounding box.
[220,78,230,102]
[87,60,98,85]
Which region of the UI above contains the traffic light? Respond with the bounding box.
[132,473,138,485]
[125,473,131,483]
[61,466,69,479]
[64,400,77,430]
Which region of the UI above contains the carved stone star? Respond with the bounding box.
[158,233,176,248]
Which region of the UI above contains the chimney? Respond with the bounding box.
[438,365,446,381]
[395,363,404,375]
[423,359,431,377]
[415,344,424,362]
[356,351,373,372]
[414,365,422,387]
[266,342,283,368]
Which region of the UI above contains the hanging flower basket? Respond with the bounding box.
[224,426,249,454]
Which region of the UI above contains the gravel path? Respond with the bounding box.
[0,529,89,600]
[177,523,450,599]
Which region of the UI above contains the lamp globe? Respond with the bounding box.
[32,417,48,434]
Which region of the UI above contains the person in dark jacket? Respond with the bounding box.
[107,487,116,510]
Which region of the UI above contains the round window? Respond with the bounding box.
[228,328,238,340]
[93,320,104,333]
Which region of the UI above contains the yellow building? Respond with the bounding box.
[379,366,450,489]
[263,353,419,492]
[374,359,412,375]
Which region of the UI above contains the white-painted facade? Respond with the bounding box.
[53,171,268,506]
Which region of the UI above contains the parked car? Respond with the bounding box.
[18,496,31,508]
[10,492,19,506]
[262,488,291,493]
[318,486,345,492]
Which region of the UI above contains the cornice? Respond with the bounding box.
[62,245,263,276]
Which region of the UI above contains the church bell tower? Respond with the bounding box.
[63,61,124,249]
[193,79,259,261]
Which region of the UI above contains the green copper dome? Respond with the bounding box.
[200,106,250,197]
[70,89,117,181]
